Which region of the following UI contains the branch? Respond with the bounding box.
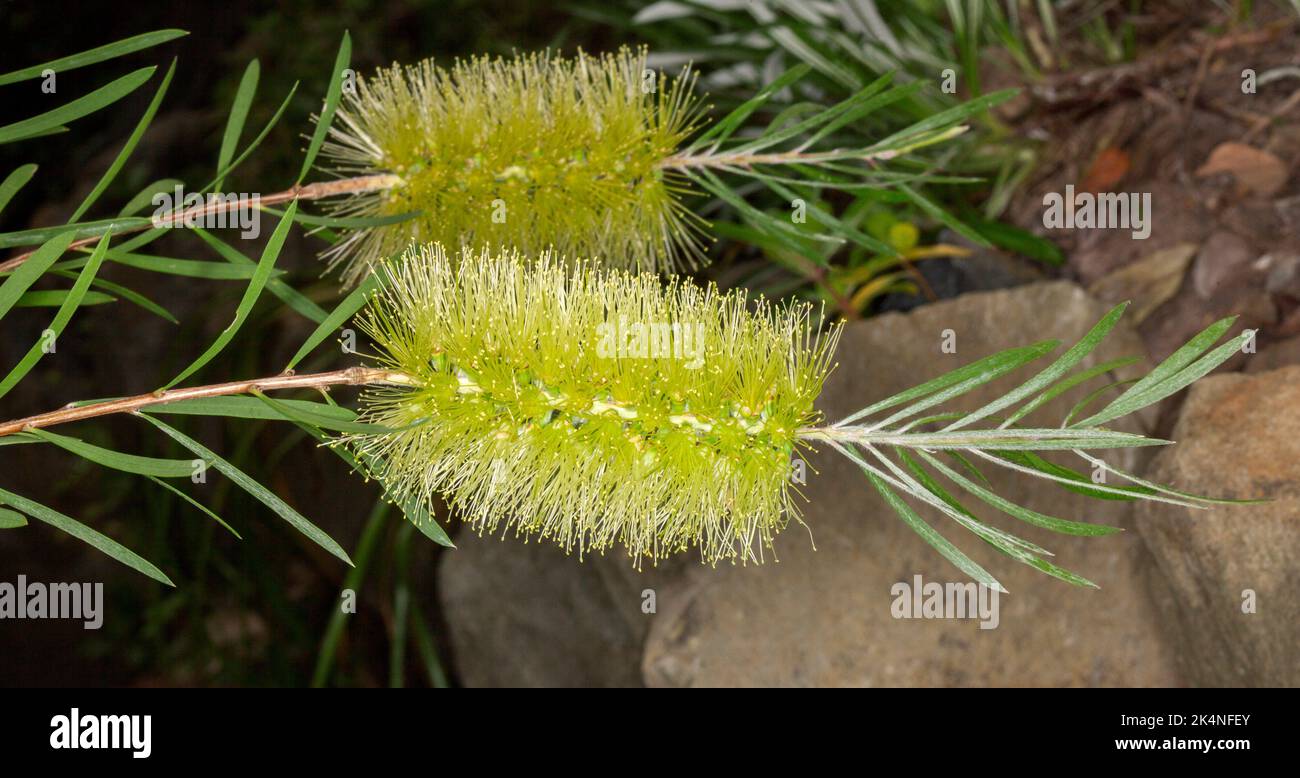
[0,366,412,437]
[0,174,400,275]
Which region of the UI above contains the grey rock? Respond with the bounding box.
[437,533,684,687]
[1191,231,1256,300]
[643,281,1182,687]
[1246,333,1300,373]
[1263,252,1300,298]
[1135,367,1300,687]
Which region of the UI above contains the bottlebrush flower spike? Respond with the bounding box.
[347,243,1253,585]
[319,47,708,284]
[350,242,840,565]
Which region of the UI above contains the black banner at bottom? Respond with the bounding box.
[0,687,1288,764]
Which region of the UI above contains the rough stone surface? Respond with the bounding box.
[1246,333,1300,373]
[1263,252,1300,299]
[437,535,683,687]
[1135,367,1300,687]
[642,281,1181,687]
[1191,231,1256,300]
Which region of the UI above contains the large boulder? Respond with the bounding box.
[643,281,1181,687]
[438,281,1186,686]
[1135,367,1300,687]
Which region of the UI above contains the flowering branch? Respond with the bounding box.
[0,366,411,437]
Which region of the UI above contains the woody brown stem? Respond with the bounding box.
[0,174,402,275]
[0,366,413,438]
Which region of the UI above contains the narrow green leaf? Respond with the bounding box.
[214,60,259,191]
[144,395,357,422]
[0,30,186,85]
[252,390,408,434]
[897,450,1097,587]
[890,449,1051,555]
[390,519,413,687]
[1064,379,1135,426]
[0,164,38,214]
[315,424,454,548]
[0,230,76,319]
[1070,449,1266,506]
[298,32,351,183]
[877,427,1164,451]
[963,214,1065,266]
[690,169,817,258]
[193,228,328,323]
[948,302,1129,430]
[947,451,990,486]
[1085,317,1235,416]
[14,290,115,307]
[835,340,1059,427]
[162,200,297,389]
[0,508,28,528]
[870,341,1061,430]
[117,178,183,217]
[920,450,1120,536]
[1076,325,1248,428]
[198,82,298,193]
[994,450,1150,501]
[70,59,176,222]
[868,89,1017,153]
[27,428,194,477]
[298,417,454,548]
[732,78,911,154]
[98,248,279,279]
[0,67,157,145]
[100,249,277,279]
[284,274,379,370]
[862,468,1005,592]
[139,413,352,565]
[898,183,989,247]
[410,602,449,688]
[53,270,178,323]
[113,226,166,254]
[3,126,69,143]
[766,25,859,89]
[0,217,153,249]
[144,475,241,538]
[802,78,921,149]
[972,446,1206,508]
[260,206,419,230]
[0,231,111,400]
[688,63,812,150]
[0,487,173,585]
[763,178,898,257]
[1001,357,1139,428]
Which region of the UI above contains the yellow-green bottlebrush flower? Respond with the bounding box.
[344,243,1253,585]
[320,47,708,285]
[349,242,841,565]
